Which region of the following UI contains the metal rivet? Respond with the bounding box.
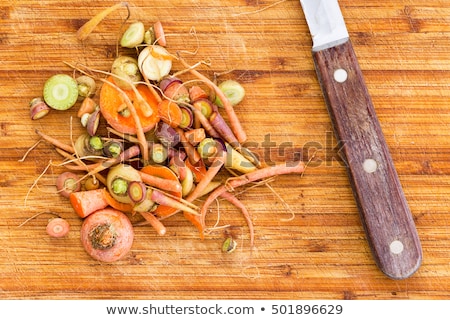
[390,240,404,254]
[334,68,348,83]
[363,158,378,173]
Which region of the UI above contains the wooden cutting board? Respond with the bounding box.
[0,0,449,299]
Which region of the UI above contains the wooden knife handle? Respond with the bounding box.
[313,40,422,279]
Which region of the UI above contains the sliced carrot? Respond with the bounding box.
[163,81,189,101]
[99,76,160,134]
[179,58,247,143]
[185,128,206,146]
[185,158,207,183]
[153,21,166,47]
[102,188,134,213]
[157,99,182,128]
[140,165,182,218]
[77,97,97,118]
[176,127,201,165]
[189,85,208,102]
[69,188,108,218]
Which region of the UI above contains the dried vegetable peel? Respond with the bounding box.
[22,3,305,262]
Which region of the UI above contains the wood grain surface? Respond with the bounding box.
[0,0,449,300]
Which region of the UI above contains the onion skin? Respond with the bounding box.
[80,208,134,263]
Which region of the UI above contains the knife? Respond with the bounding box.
[299,0,422,279]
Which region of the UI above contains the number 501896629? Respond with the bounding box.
[271,304,343,315]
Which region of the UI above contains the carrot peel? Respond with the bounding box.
[200,161,305,229]
[151,190,199,216]
[139,211,166,236]
[77,2,129,41]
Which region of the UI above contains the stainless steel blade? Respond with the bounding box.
[300,0,349,51]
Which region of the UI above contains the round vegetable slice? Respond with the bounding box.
[140,165,182,218]
[138,45,172,82]
[29,97,50,120]
[99,76,160,134]
[215,79,245,107]
[43,74,79,110]
[120,21,145,48]
[157,99,183,128]
[46,218,70,238]
[111,56,141,90]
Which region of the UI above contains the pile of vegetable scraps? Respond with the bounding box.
[25,2,305,262]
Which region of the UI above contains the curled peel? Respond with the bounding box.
[77,2,129,41]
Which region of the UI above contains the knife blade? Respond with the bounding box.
[299,0,422,279]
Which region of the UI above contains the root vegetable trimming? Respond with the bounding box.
[22,5,306,262]
[200,161,305,230]
[178,56,247,144]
